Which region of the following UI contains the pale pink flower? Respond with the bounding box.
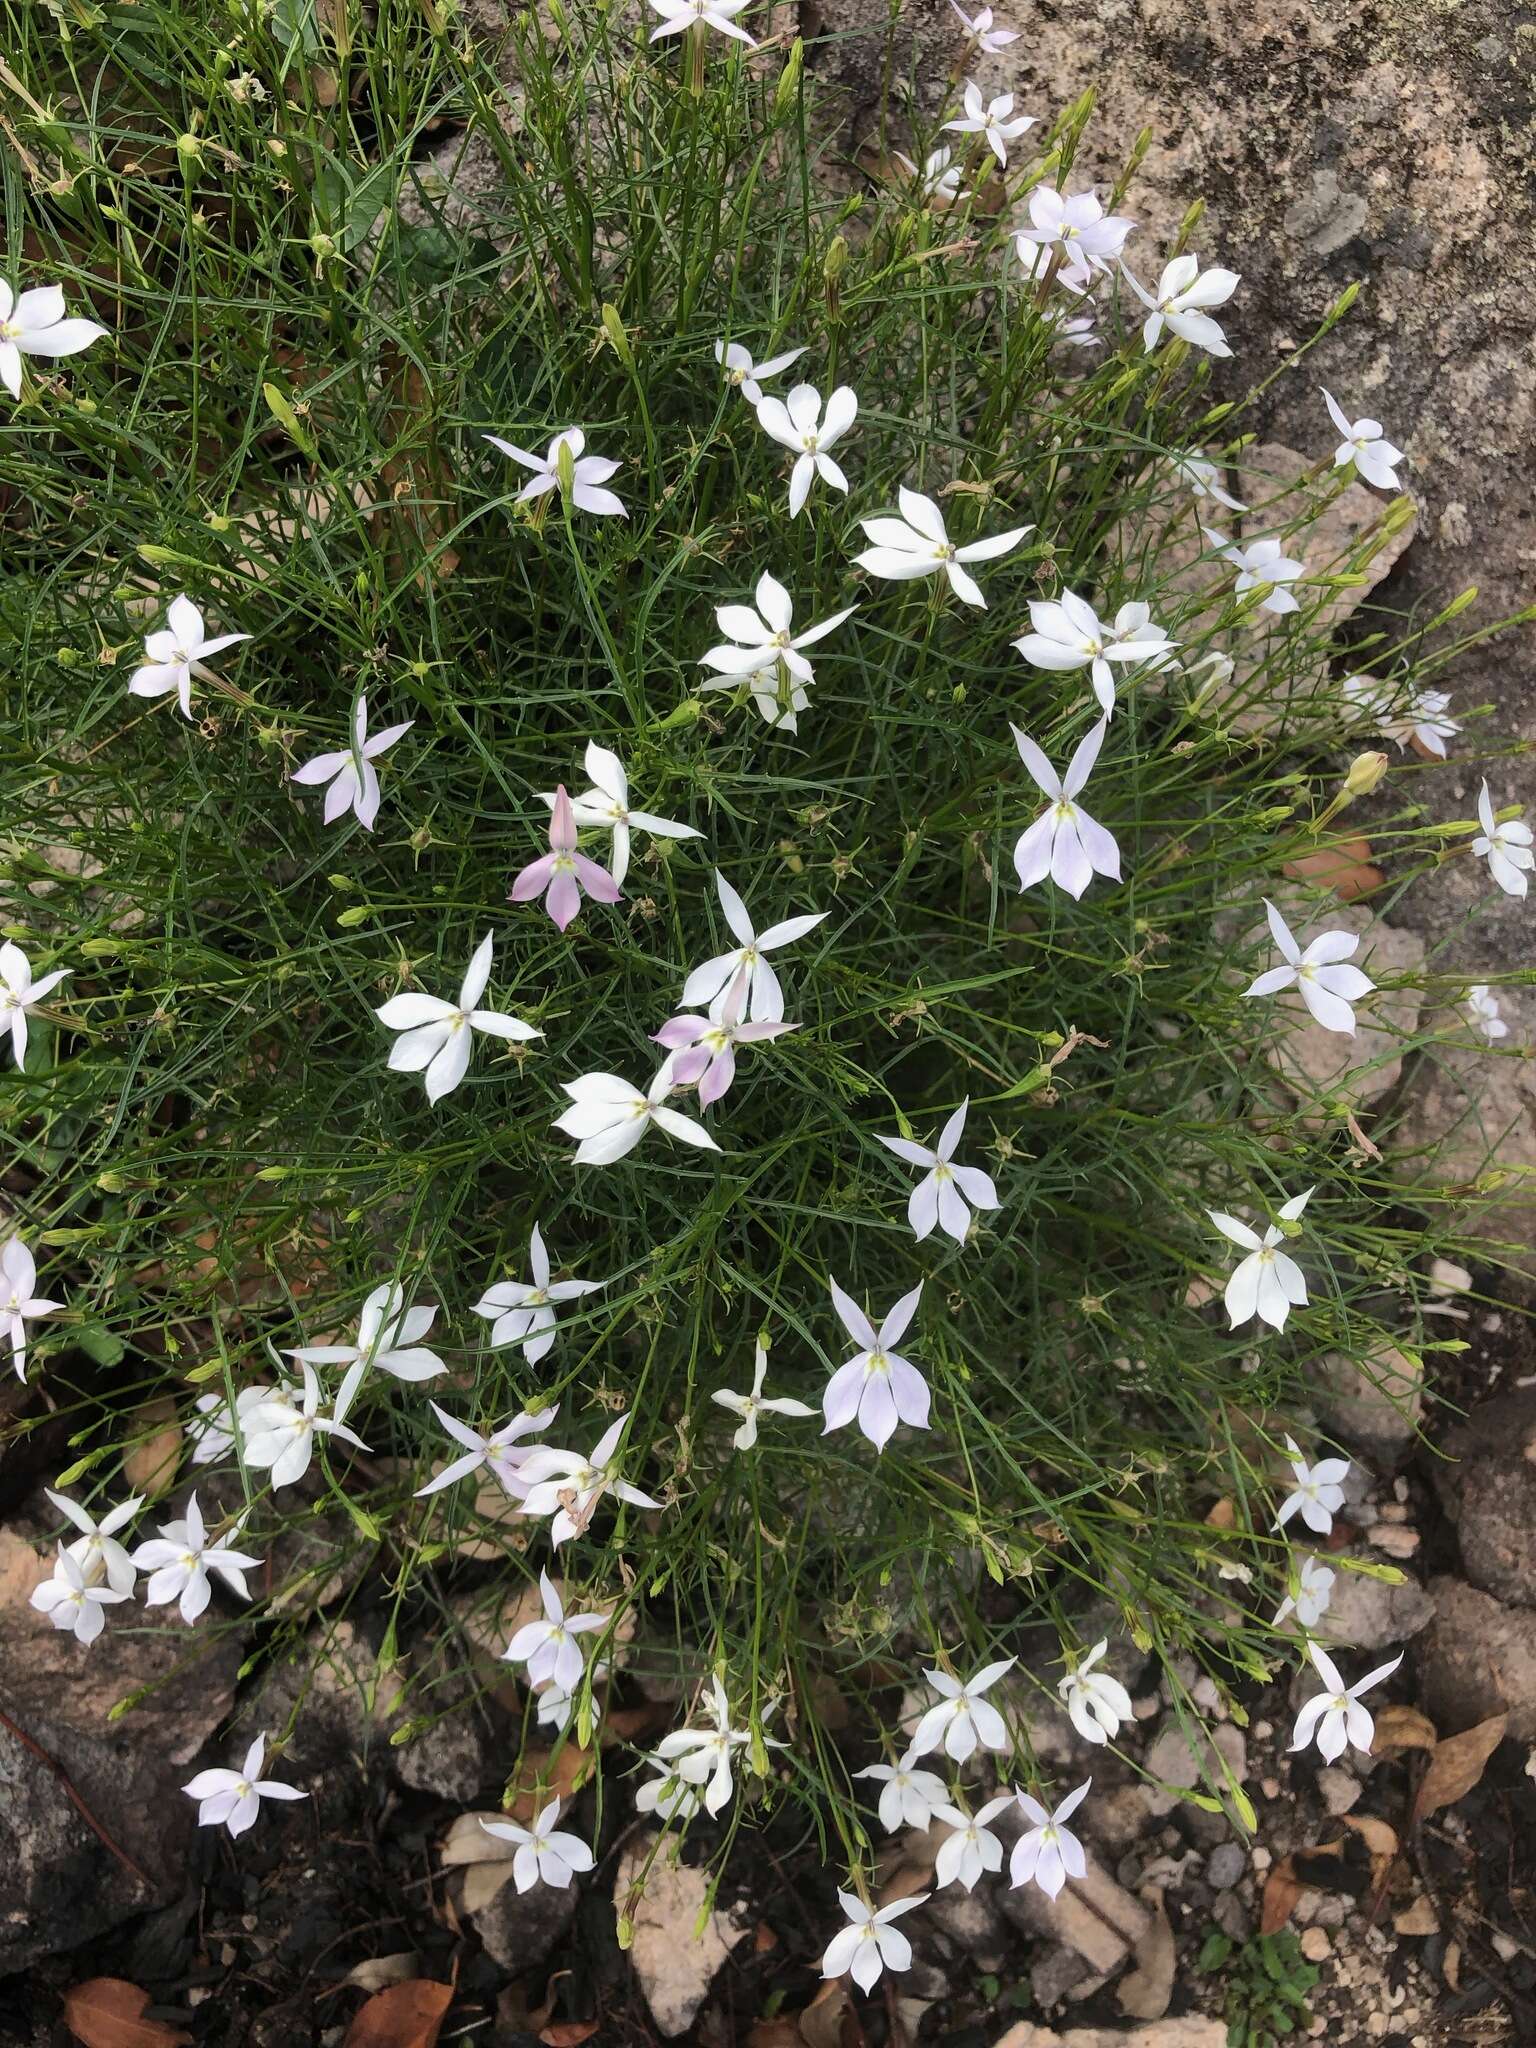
[289,694,412,831]
[511,785,623,931]
[414,1400,557,1499]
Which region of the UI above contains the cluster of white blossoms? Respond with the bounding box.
[3,10,1522,1993]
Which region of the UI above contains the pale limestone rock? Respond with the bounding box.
[617,1843,750,2037]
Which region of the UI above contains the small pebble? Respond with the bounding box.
[1251,1845,1272,1873]
[1206,1842,1246,1890]
[1376,1503,1409,1524]
[1366,2013,1389,2038]
[1261,1776,1282,1800]
[1368,1524,1420,1557]
[1252,1719,1273,1741]
[1301,1927,1332,1960]
[1318,1766,1361,1815]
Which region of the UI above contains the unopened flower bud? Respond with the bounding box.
[1341,750,1388,800]
[555,435,577,500]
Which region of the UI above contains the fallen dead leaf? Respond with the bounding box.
[1260,1856,1305,1936]
[796,1975,854,2048]
[1282,837,1382,901]
[1393,1895,1440,1936]
[1117,1888,1176,2020]
[745,2023,804,2048]
[343,1980,454,2048]
[1413,1713,1508,1823]
[122,1397,182,1498]
[538,2025,600,2047]
[63,1979,192,2048]
[1372,1704,1438,1758]
[1342,1813,1399,1861]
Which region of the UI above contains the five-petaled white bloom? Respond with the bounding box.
[1275,1554,1335,1632]
[822,1891,929,1992]
[1275,1434,1350,1536]
[1472,781,1533,899]
[415,1401,556,1499]
[244,1362,368,1489]
[698,571,857,709]
[1010,1780,1090,1897]
[1465,984,1508,1042]
[473,1225,602,1365]
[654,1676,758,1815]
[503,1567,607,1691]
[1013,187,1134,284]
[654,969,798,1109]
[519,1411,661,1545]
[1010,719,1120,900]
[1322,389,1403,492]
[634,1758,705,1821]
[1244,899,1375,1036]
[288,1280,445,1425]
[1171,450,1247,512]
[1203,529,1305,616]
[376,931,541,1102]
[190,1382,284,1467]
[754,382,858,519]
[909,1657,1014,1763]
[877,1098,999,1245]
[648,0,756,42]
[46,1488,142,1595]
[132,1491,262,1625]
[184,1733,305,1837]
[289,694,413,832]
[484,426,626,516]
[892,147,964,206]
[0,279,108,399]
[2,1235,63,1381]
[943,81,1035,167]
[949,0,1018,51]
[512,784,624,931]
[1290,1643,1403,1764]
[30,1544,129,1644]
[1341,674,1457,758]
[1125,254,1239,356]
[536,1662,608,1736]
[715,338,805,405]
[128,594,252,721]
[855,486,1030,610]
[1207,1186,1313,1331]
[1,940,70,1070]
[1013,589,1174,715]
[538,741,700,891]
[854,1752,949,1834]
[1058,1640,1132,1747]
[712,1338,816,1449]
[823,1279,930,1453]
[934,1795,1014,1891]
[481,1798,595,1890]
[554,1069,720,1166]
[682,870,828,1025]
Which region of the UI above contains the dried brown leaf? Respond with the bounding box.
[122,1398,182,1498]
[62,1979,192,2048]
[539,2025,600,2047]
[1117,1889,1176,2020]
[341,1956,420,1995]
[1393,1895,1439,1936]
[1371,1704,1438,1758]
[1413,1713,1508,1822]
[1259,1856,1303,1935]
[343,1979,454,2048]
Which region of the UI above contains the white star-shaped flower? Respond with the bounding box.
[375,931,541,1102]
[823,1279,931,1453]
[1472,781,1533,898]
[1291,1643,1403,1764]
[821,1891,930,1993]
[30,1543,129,1644]
[853,1752,949,1834]
[553,1068,720,1167]
[1206,1186,1313,1331]
[287,1280,446,1425]
[472,1225,603,1365]
[128,594,252,721]
[647,0,757,42]
[754,382,858,519]
[480,1798,596,1889]
[1058,1640,1132,1746]
[132,1490,262,1624]
[45,1488,142,1595]
[943,81,1036,167]
[715,338,805,405]
[949,0,1019,52]
[909,1657,1014,1763]
[933,1794,1013,1891]
[2,1235,65,1381]
[711,1337,816,1449]
[855,486,1030,609]
[484,425,625,516]
[1243,899,1375,1036]
[1124,254,1240,356]
[414,1400,556,1499]
[0,940,70,1070]
[518,1411,662,1545]
[0,279,108,399]
[1275,1435,1351,1537]
[1009,1780,1090,1897]
[876,1097,999,1244]
[1275,1554,1335,1632]
[183,1734,306,1837]
[538,742,700,889]
[1010,719,1121,899]
[290,694,413,832]
[680,870,828,1025]
[1203,528,1305,616]
[1322,389,1403,491]
[1012,589,1174,715]
[502,1568,608,1692]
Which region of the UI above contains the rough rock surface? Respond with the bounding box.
[617,1844,752,2037]
[1318,1556,1435,1652]
[810,0,1536,977]
[993,2021,1228,2048]
[1310,1338,1424,1454]
[1417,1575,1536,1742]
[0,1591,240,1976]
[1389,1027,1536,1261]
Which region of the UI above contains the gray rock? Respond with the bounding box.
[472,1864,578,1975]
[1418,1576,1536,1741]
[1205,1843,1246,1891]
[1310,1341,1425,1455]
[1085,1781,1157,1855]
[1321,1559,1435,1651]
[993,2020,1230,2048]
[1316,1767,1361,1817]
[998,1836,1151,1976]
[1032,1941,1094,2009]
[616,1844,750,2037]
[1457,1453,1536,1611]
[1389,1032,1536,1264]
[921,1880,1008,1971]
[1142,1719,1248,1841]
[0,1598,242,1976]
[1212,1890,1253,1942]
